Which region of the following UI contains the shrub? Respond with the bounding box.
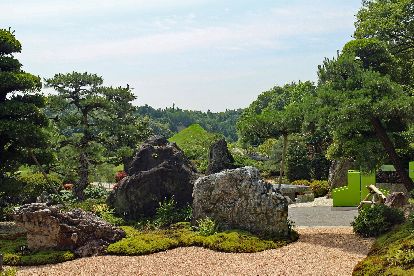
[352,204,405,237]
[291,179,311,186]
[309,180,329,197]
[195,217,217,236]
[50,190,76,205]
[84,185,108,199]
[154,198,192,228]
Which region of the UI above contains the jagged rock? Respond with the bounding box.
[108,136,197,219]
[385,192,408,209]
[13,203,125,257]
[206,139,235,175]
[192,167,289,238]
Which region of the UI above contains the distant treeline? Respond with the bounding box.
[136,104,243,141]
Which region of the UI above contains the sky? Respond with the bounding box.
[1,0,362,111]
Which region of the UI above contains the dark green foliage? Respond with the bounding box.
[0,29,50,196]
[353,222,414,275]
[136,105,242,142]
[83,185,108,199]
[286,138,311,181]
[0,237,75,266]
[45,72,140,200]
[154,197,192,228]
[107,222,296,255]
[169,124,222,172]
[352,204,405,238]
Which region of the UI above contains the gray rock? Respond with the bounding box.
[206,139,235,175]
[108,136,197,219]
[385,192,408,209]
[192,167,289,238]
[13,203,125,257]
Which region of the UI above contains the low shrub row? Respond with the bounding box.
[291,179,329,197]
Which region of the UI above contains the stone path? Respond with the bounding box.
[289,206,358,227]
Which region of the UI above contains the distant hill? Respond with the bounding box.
[169,124,222,172]
[136,104,243,142]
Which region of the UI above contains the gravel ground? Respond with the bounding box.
[17,227,372,276]
[288,206,358,227]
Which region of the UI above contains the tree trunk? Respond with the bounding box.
[74,152,88,200]
[74,110,90,200]
[370,117,413,191]
[278,134,289,189]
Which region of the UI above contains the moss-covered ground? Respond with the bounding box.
[353,222,414,275]
[107,222,298,255]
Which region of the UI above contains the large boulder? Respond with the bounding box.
[13,203,125,257]
[192,167,289,238]
[206,138,235,175]
[108,136,197,219]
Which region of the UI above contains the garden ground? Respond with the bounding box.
[15,227,373,276]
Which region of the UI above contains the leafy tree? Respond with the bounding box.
[237,82,315,185]
[355,0,414,87]
[316,38,414,190]
[0,28,49,186]
[45,72,138,200]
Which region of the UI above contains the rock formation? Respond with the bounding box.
[13,203,125,257]
[108,136,197,219]
[206,138,235,175]
[192,166,289,238]
[385,192,408,208]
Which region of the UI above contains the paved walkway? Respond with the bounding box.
[289,206,358,227]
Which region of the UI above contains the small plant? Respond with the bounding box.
[84,185,108,199]
[352,204,405,237]
[154,198,177,228]
[309,180,329,197]
[50,190,76,204]
[291,180,311,186]
[196,217,217,236]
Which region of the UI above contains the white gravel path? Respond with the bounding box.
[289,197,333,208]
[17,227,373,276]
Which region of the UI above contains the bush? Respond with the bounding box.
[291,179,311,186]
[352,204,405,237]
[309,180,329,197]
[0,268,17,276]
[195,217,217,236]
[154,198,192,228]
[84,185,108,199]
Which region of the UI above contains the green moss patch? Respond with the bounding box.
[353,222,414,275]
[0,236,75,266]
[107,222,296,255]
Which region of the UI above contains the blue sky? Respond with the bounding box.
[2,0,362,111]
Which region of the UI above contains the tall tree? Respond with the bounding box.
[317,38,414,190]
[45,72,137,200]
[0,28,49,184]
[237,82,315,185]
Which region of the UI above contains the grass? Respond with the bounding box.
[0,236,75,266]
[353,221,414,275]
[107,222,297,255]
[169,124,222,172]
